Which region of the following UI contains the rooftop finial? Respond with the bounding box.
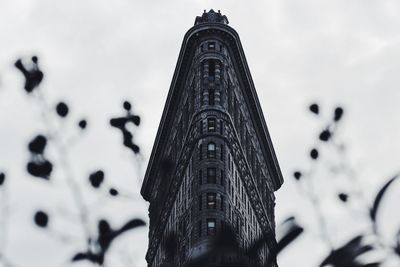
[194,9,229,25]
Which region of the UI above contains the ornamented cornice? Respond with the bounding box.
[194,9,229,25]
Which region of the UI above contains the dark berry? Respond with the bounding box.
[28,135,47,154]
[319,129,332,142]
[334,107,344,122]
[293,171,302,181]
[78,119,87,129]
[310,148,319,160]
[123,101,131,111]
[309,103,319,115]
[56,102,69,117]
[0,172,5,186]
[89,170,104,188]
[27,160,52,179]
[109,188,118,196]
[34,211,49,227]
[338,193,348,202]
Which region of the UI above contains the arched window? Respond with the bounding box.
[207,142,216,158]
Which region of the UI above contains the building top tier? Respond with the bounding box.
[194,9,229,25]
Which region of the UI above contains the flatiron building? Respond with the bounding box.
[141,9,283,267]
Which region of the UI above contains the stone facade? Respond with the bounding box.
[141,10,284,267]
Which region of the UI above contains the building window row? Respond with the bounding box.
[207,142,216,158]
[207,167,216,183]
[199,141,225,161]
[198,192,225,211]
[198,167,225,186]
[198,218,217,237]
[199,118,224,135]
[199,41,224,53]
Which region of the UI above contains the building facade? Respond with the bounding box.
[141,10,284,267]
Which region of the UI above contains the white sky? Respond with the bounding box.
[1,0,400,267]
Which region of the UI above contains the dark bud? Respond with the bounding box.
[309,103,319,115]
[334,107,344,122]
[28,135,47,154]
[127,142,140,154]
[89,170,104,188]
[71,252,102,264]
[128,115,140,126]
[34,211,49,227]
[27,160,53,179]
[0,172,5,186]
[293,171,302,181]
[98,219,112,246]
[319,129,332,142]
[338,193,348,202]
[56,102,69,117]
[110,117,127,129]
[109,188,119,196]
[78,119,87,129]
[123,101,131,111]
[310,148,319,160]
[14,57,44,93]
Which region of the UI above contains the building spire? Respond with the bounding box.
[194,9,229,25]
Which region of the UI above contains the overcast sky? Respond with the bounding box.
[1,0,400,267]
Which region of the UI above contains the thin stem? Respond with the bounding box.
[33,89,92,251]
[0,181,15,267]
[304,165,334,250]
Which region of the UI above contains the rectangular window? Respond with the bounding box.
[199,144,203,160]
[220,120,223,135]
[207,193,216,209]
[220,170,224,186]
[207,168,216,183]
[208,118,216,132]
[207,219,216,236]
[221,195,224,211]
[220,144,224,160]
